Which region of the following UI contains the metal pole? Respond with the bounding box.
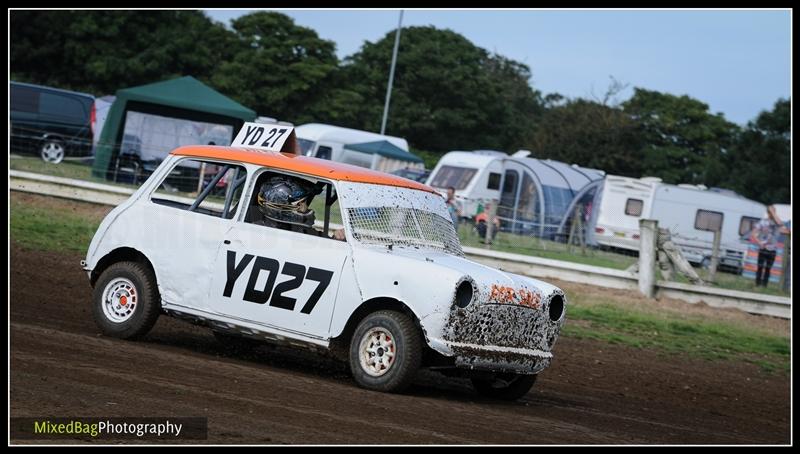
[380,10,403,135]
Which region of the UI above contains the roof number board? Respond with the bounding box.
[232,122,294,152]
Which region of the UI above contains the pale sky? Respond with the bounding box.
[205,9,791,126]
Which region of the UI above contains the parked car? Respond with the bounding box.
[10,81,95,163]
[82,123,567,399]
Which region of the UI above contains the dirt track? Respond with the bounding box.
[8,192,791,443]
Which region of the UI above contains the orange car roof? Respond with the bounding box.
[170,145,436,194]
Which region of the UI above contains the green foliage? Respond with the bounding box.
[308,26,544,152]
[621,88,740,186]
[527,98,646,176]
[11,10,234,95]
[210,12,339,123]
[723,99,791,204]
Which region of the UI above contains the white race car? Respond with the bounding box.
[83,123,566,400]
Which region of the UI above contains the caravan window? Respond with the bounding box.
[316,146,332,160]
[695,209,723,232]
[430,165,477,190]
[625,198,643,216]
[487,172,501,190]
[739,216,760,236]
[297,138,315,156]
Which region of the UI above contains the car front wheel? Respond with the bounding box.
[471,373,538,401]
[92,261,160,340]
[349,310,422,393]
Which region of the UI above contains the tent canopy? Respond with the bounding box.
[92,76,256,178]
[344,140,423,163]
[117,76,255,121]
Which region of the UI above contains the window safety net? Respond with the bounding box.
[347,206,463,257]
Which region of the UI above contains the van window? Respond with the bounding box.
[487,172,501,190]
[430,165,477,190]
[739,216,760,236]
[625,198,643,216]
[39,92,87,122]
[151,158,247,219]
[297,138,315,155]
[11,85,39,113]
[695,209,723,232]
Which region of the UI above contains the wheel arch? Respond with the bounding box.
[90,247,158,289]
[330,297,426,359]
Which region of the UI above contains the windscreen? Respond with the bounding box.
[337,182,463,256]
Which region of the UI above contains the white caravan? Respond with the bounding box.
[295,123,423,173]
[592,175,766,272]
[426,150,604,239]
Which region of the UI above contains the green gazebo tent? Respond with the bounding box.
[92,76,256,178]
[344,140,424,163]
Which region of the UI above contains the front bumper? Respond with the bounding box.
[438,293,565,374]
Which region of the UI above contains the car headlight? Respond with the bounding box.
[454,279,475,309]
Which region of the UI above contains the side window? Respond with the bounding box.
[695,209,723,232]
[151,158,247,219]
[11,85,40,113]
[39,92,88,123]
[739,216,760,236]
[246,171,345,241]
[487,172,501,190]
[625,198,643,216]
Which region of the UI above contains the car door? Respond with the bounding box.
[140,157,247,313]
[208,177,350,341]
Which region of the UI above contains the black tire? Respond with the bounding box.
[471,373,538,401]
[349,310,422,393]
[212,330,263,352]
[91,261,160,340]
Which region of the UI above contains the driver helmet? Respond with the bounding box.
[257,176,320,228]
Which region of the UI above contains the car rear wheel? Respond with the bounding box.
[40,139,65,164]
[471,373,537,401]
[349,310,422,393]
[92,261,160,340]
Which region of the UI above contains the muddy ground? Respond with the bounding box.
[9,194,791,444]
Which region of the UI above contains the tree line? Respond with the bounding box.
[10,10,790,204]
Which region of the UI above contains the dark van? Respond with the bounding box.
[10,81,95,164]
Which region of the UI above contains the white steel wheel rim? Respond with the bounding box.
[358,327,397,377]
[41,142,64,163]
[101,278,138,323]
